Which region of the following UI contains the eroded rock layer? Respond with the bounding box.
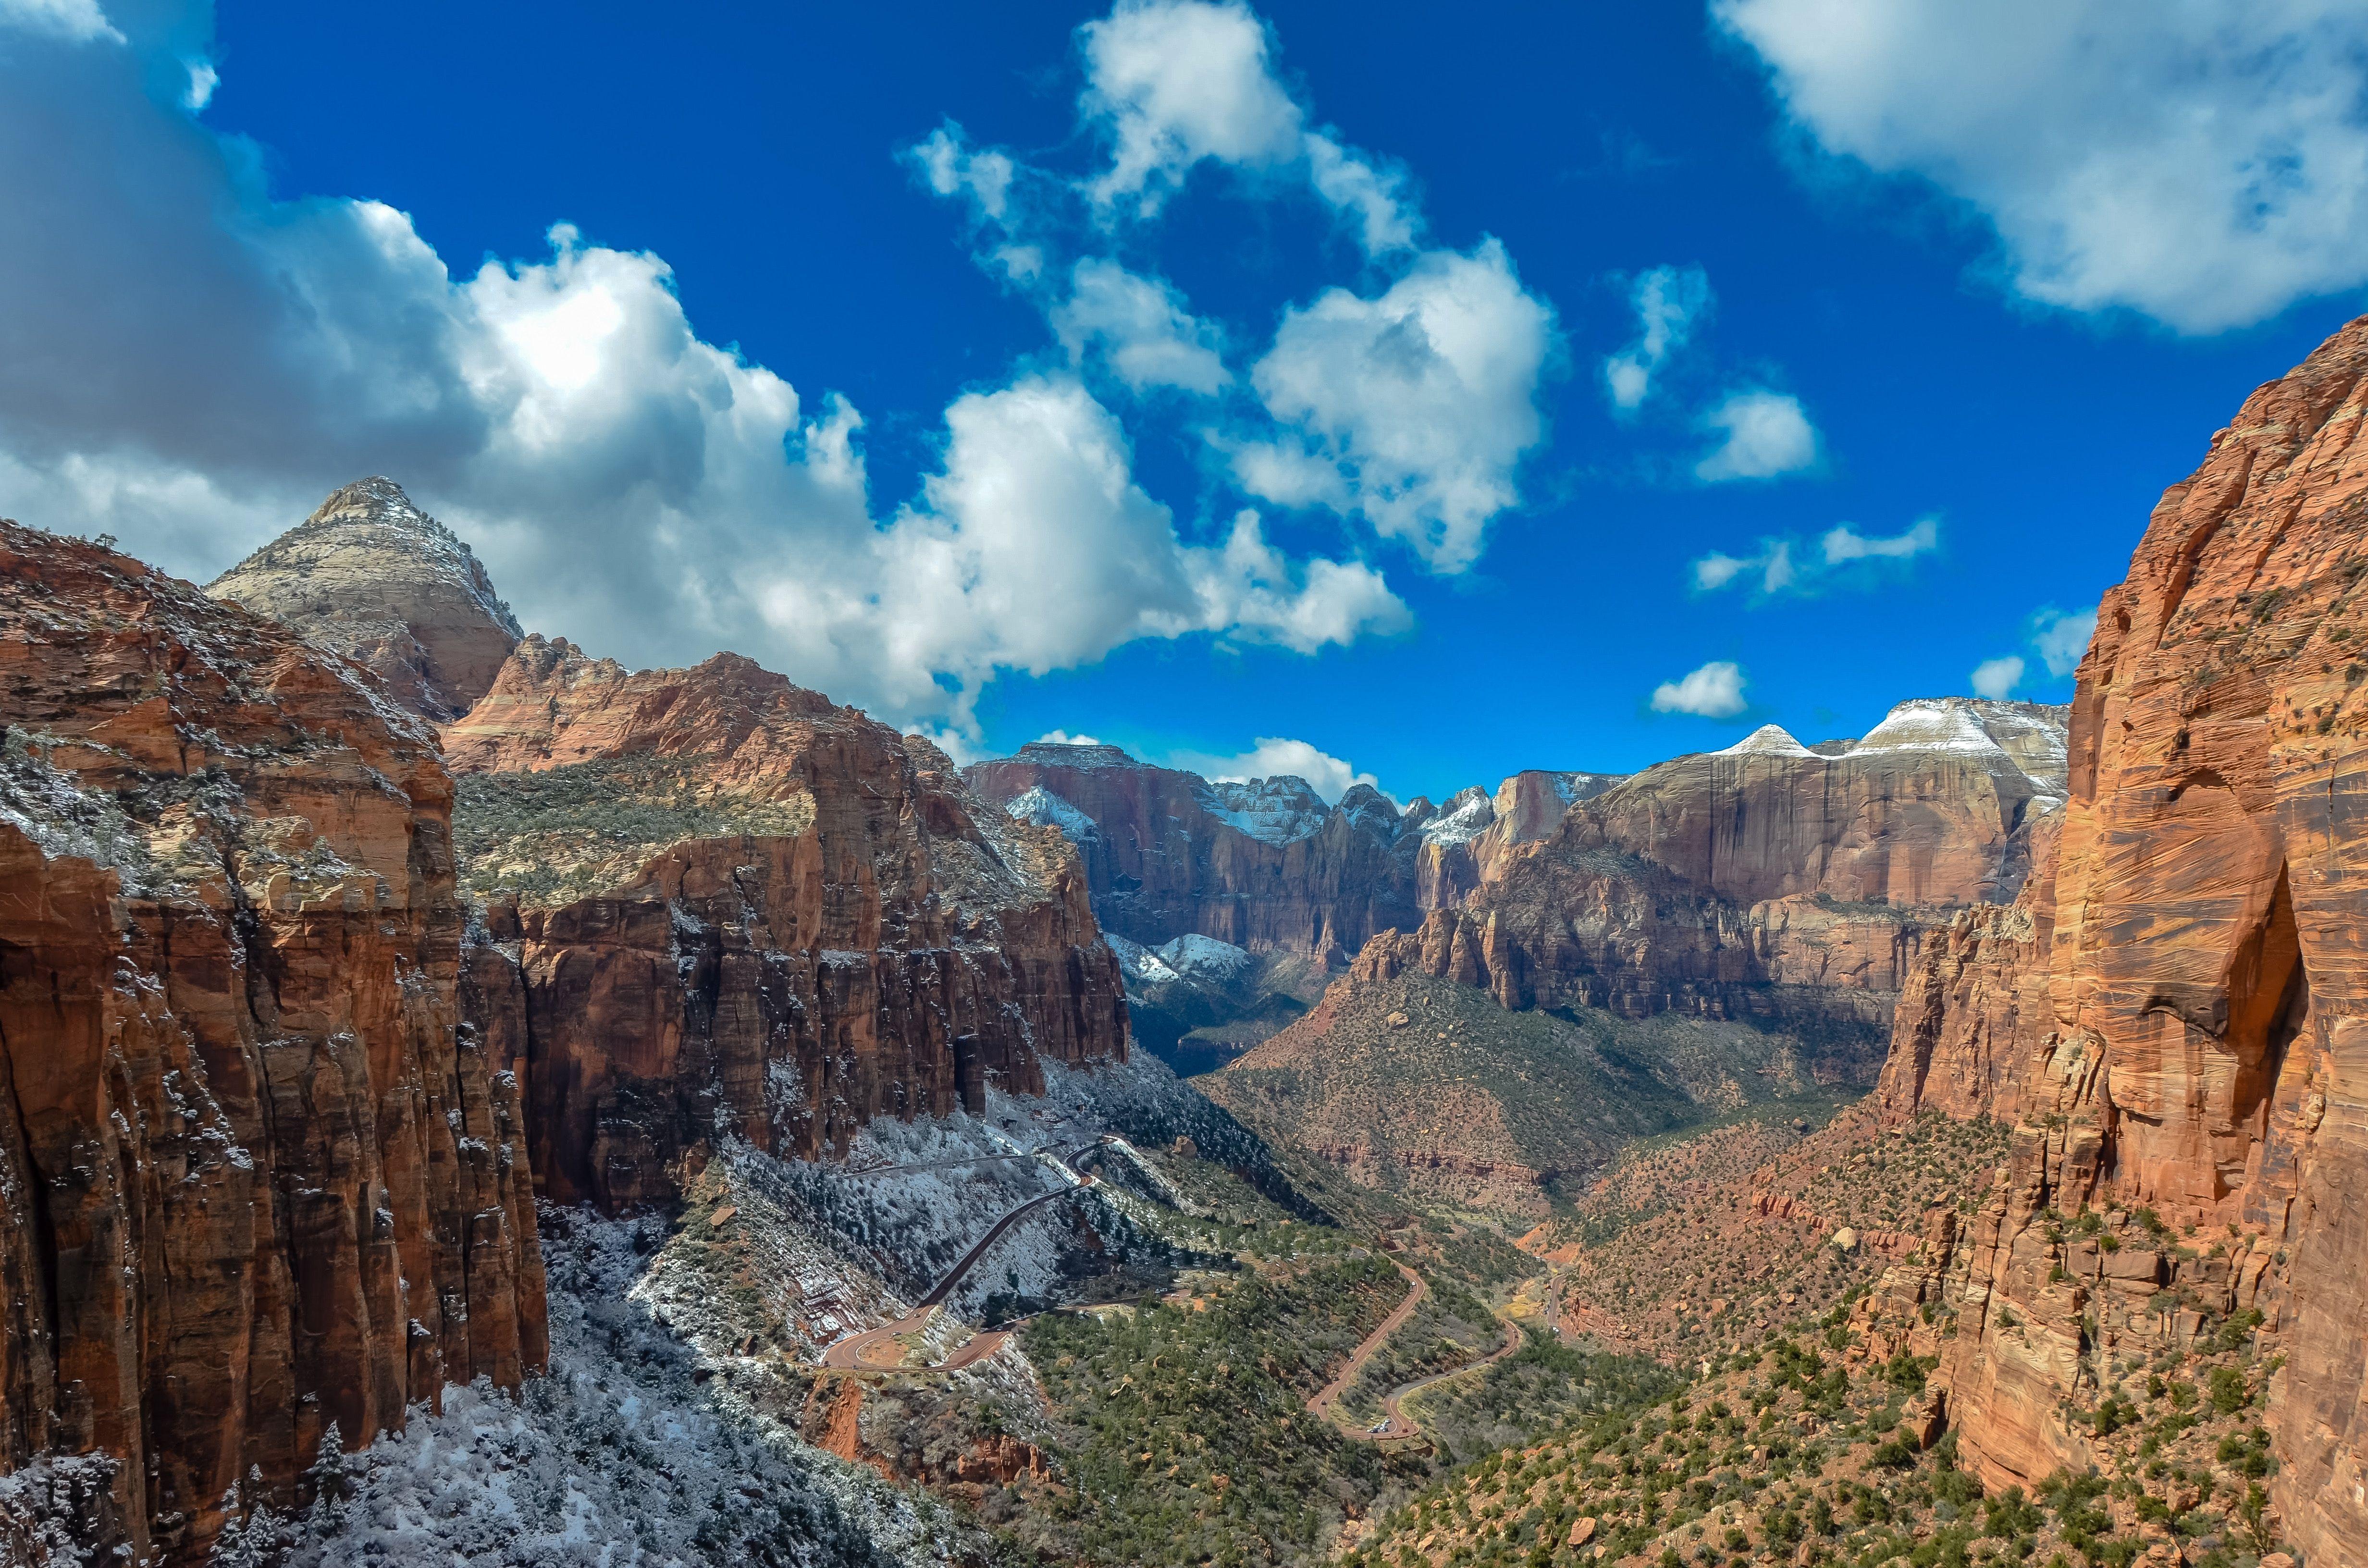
[1867,318,2368,1568]
[445,637,1129,1212]
[1350,698,2064,1024]
[965,742,1428,963]
[0,522,545,1564]
[208,478,522,723]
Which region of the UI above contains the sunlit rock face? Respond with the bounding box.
[209,477,523,723]
[0,521,545,1564]
[1864,316,2368,1568]
[444,638,1130,1212]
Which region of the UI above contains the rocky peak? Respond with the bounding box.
[207,476,523,723]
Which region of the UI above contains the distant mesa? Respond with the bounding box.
[207,476,523,722]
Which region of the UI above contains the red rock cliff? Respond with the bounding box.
[1872,318,2368,1568]
[0,522,545,1564]
[445,638,1129,1212]
[1350,702,2063,1026]
[964,742,1425,963]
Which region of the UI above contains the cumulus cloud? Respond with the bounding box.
[1050,258,1230,393]
[0,11,1405,742]
[1695,389,1820,481]
[1970,656,2025,700]
[1691,517,1933,598]
[1651,661,1749,718]
[1603,265,1711,412]
[2033,603,2097,676]
[1034,729,1105,747]
[1714,0,2368,332]
[1970,602,2098,699]
[1820,516,1936,564]
[0,0,120,43]
[1077,0,1418,255]
[1164,735,1381,803]
[1233,241,1557,572]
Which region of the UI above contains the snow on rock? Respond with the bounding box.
[1154,933,1256,986]
[214,1206,958,1568]
[1194,775,1329,845]
[1715,724,1818,759]
[1418,785,1496,847]
[1002,784,1100,845]
[1847,700,2010,757]
[1105,931,1182,991]
[1335,783,1404,841]
[1008,741,1138,769]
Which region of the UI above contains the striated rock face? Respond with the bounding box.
[1351,699,2064,1026]
[0,522,544,1564]
[1869,318,2368,1568]
[208,478,523,723]
[446,639,1129,1212]
[964,742,1429,963]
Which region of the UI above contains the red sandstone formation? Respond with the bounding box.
[1866,318,2368,1568]
[965,741,1427,962]
[444,637,1130,1211]
[1350,699,2064,1023]
[0,521,544,1564]
[208,478,523,723]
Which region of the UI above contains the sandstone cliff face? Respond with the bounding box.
[208,478,523,723]
[0,522,544,1564]
[965,742,1428,963]
[446,639,1129,1212]
[1349,699,2065,1026]
[1869,319,2368,1568]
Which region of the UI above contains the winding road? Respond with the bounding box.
[820,1143,1098,1373]
[1315,1262,1560,1442]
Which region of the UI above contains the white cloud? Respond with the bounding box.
[0,0,120,43]
[1691,551,1754,591]
[2033,603,2096,676]
[1692,517,1933,598]
[1603,265,1711,412]
[1235,240,1557,572]
[0,25,1407,744]
[1695,389,1820,481]
[1651,661,1749,718]
[1971,655,2025,700]
[1165,735,1380,803]
[1821,516,1936,564]
[1080,0,1303,214]
[1034,729,1105,747]
[1076,0,1418,255]
[1714,0,2368,332]
[913,123,1016,221]
[1050,258,1230,393]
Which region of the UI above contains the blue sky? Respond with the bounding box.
[3,1,2365,802]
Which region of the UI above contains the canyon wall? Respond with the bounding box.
[1870,318,2368,1568]
[965,742,1429,962]
[0,522,545,1564]
[1352,699,2064,1024]
[445,638,1130,1212]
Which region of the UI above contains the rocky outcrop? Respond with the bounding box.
[0,522,545,1564]
[964,742,1429,962]
[445,639,1129,1211]
[208,478,523,723]
[1866,318,2368,1568]
[1347,698,2065,1025]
